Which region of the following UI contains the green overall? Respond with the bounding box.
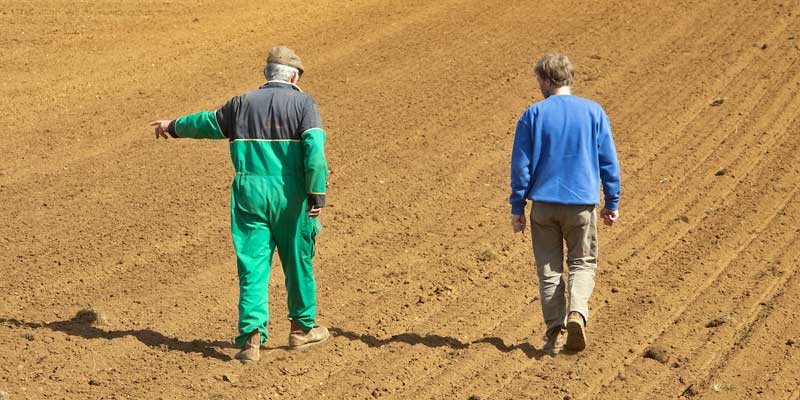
[172,83,328,347]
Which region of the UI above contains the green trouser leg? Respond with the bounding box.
[274,206,319,331]
[231,175,319,348]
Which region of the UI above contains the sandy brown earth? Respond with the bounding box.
[2,0,800,399]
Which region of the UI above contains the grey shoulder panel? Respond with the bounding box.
[226,84,319,141]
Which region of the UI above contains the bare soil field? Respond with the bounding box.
[2,0,799,399]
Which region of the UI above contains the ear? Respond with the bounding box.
[290,72,300,84]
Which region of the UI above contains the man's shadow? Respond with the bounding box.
[329,327,545,360]
[0,317,234,361]
[2,318,549,361]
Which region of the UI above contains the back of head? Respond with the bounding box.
[535,53,574,87]
[264,45,304,82]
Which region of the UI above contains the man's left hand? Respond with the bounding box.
[511,214,526,233]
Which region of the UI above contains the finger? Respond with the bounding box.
[149,121,160,126]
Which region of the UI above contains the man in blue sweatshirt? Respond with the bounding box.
[509,53,621,354]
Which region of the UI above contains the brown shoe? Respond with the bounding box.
[565,312,587,351]
[234,330,260,362]
[543,327,566,355]
[289,319,330,350]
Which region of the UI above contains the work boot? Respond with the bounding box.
[565,311,587,351]
[288,319,330,350]
[234,330,260,363]
[543,327,566,355]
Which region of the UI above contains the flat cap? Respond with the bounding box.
[267,46,304,74]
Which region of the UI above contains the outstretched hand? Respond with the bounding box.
[150,120,172,139]
[600,208,619,226]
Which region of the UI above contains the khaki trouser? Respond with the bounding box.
[530,202,598,337]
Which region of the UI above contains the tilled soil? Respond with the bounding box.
[1,0,799,399]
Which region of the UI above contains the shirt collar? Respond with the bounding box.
[260,81,303,92]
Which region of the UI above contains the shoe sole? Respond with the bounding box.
[565,320,586,351]
[289,333,330,351]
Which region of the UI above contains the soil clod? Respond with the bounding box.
[477,249,496,262]
[643,344,670,363]
[72,308,108,326]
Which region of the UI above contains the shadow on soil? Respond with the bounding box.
[0,318,233,361]
[330,327,545,359]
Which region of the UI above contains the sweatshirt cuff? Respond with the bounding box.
[167,120,178,138]
[603,200,619,211]
[511,202,526,215]
[308,193,326,208]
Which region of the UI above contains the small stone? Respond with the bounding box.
[88,379,101,386]
[611,287,619,293]
[468,396,482,400]
[761,43,768,50]
[0,390,9,400]
[20,332,34,341]
[709,97,725,106]
[643,344,670,364]
[714,168,728,176]
[786,339,796,346]
[222,374,238,383]
[705,315,732,328]
[675,215,690,223]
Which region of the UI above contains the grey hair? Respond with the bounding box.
[264,63,300,82]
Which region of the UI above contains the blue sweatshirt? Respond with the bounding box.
[510,94,621,215]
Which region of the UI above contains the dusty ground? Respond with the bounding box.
[1,0,800,399]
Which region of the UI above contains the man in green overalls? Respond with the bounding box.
[150,46,330,362]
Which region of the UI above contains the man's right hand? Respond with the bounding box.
[307,204,322,218]
[150,120,172,139]
[600,208,619,226]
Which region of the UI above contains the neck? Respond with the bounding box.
[552,86,571,96]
